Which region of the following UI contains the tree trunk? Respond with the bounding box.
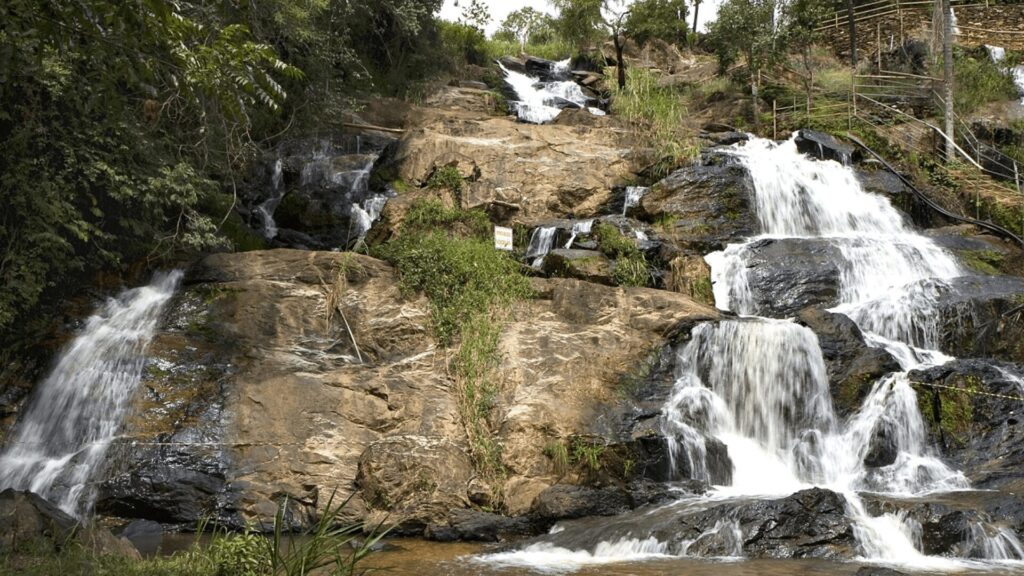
[942,0,955,162]
[692,0,701,34]
[847,0,857,67]
[614,32,626,89]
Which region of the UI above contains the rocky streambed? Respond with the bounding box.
[3,56,1024,575]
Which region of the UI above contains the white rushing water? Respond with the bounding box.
[0,271,182,517]
[482,134,1023,572]
[563,219,594,249]
[526,226,557,268]
[256,158,285,239]
[622,186,649,216]
[498,59,604,124]
[985,45,1024,107]
[349,194,388,241]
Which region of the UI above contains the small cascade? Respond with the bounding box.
[497,60,604,124]
[349,194,388,241]
[0,271,182,517]
[563,219,594,249]
[965,523,1024,560]
[996,366,1024,394]
[526,226,557,268]
[622,186,648,216]
[986,45,1024,104]
[987,45,1007,63]
[256,158,285,239]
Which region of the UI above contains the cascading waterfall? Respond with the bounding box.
[563,219,594,249]
[526,226,557,268]
[622,186,648,216]
[484,134,1023,571]
[349,194,388,241]
[497,60,604,124]
[0,271,182,517]
[256,158,285,239]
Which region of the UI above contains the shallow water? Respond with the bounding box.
[360,539,1024,576]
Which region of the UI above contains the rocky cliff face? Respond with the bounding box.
[97,249,717,533]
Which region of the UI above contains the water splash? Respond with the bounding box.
[622,186,649,216]
[257,158,285,239]
[498,61,597,124]
[0,271,182,517]
[526,226,558,268]
[563,219,594,249]
[349,194,388,241]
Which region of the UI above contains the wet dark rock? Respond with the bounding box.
[864,421,899,468]
[525,56,568,81]
[929,276,1024,362]
[425,509,533,542]
[118,519,164,555]
[530,485,633,522]
[795,130,858,164]
[703,131,749,146]
[628,434,732,485]
[734,238,843,316]
[662,488,856,559]
[857,168,908,197]
[0,489,139,559]
[909,359,1024,488]
[639,158,758,252]
[796,308,900,415]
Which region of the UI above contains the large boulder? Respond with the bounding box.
[98,250,718,534]
[542,249,614,285]
[661,488,857,559]
[382,104,635,226]
[796,307,900,415]
[717,238,843,317]
[931,276,1024,362]
[794,129,857,164]
[908,359,1024,488]
[639,157,758,252]
[0,489,139,559]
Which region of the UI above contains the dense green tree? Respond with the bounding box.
[497,8,554,51]
[707,0,781,121]
[781,0,833,105]
[624,0,689,46]
[551,0,606,51]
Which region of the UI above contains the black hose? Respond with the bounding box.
[846,132,1024,247]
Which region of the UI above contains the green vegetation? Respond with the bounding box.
[624,0,690,47]
[916,378,978,447]
[571,438,606,472]
[426,166,466,194]
[544,441,571,476]
[952,50,1019,115]
[2,493,383,576]
[593,223,652,287]
[610,68,698,176]
[374,199,533,487]
[957,249,1006,275]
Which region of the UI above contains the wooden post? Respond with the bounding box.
[773,100,778,140]
[847,0,857,66]
[897,0,904,45]
[942,0,955,162]
[877,22,883,69]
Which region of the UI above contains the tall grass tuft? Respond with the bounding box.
[610,67,698,176]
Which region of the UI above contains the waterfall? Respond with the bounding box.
[349,194,388,241]
[622,186,648,216]
[497,60,604,124]
[985,45,1024,107]
[0,271,182,517]
[526,226,557,268]
[257,158,285,239]
[563,219,594,249]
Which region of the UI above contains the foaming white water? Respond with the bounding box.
[988,45,1007,63]
[563,219,593,249]
[623,186,649,216]
[478,538,670,573]
[498,62,591,124]
[526,226,557,268]
[257,158,285,239]
[349,194,388,241]
[0,271,182,517]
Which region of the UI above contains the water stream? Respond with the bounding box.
[479,135,1024,572]
[0,271,182,517]
[498,60,604,124]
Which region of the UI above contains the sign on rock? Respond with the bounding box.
[494,226,513,251]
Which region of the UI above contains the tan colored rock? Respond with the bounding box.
[106,250,716,532]
[387,95,637,226]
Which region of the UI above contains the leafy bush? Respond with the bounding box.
[593,223,652,287]
[624,0,689,46]
[953,52,1018,115]
[426,166,466,194]
[439,20,491,67]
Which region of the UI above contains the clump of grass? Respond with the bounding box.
[610,67,698,176]
[593,223,651,288]
[483,39,574,62]
[2,493,383,576]
[374,199,533,487]
[426,165,464,194]
[570,438,605,472]
[544,441,570,476]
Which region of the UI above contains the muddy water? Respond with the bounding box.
[363,539,1024,576]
